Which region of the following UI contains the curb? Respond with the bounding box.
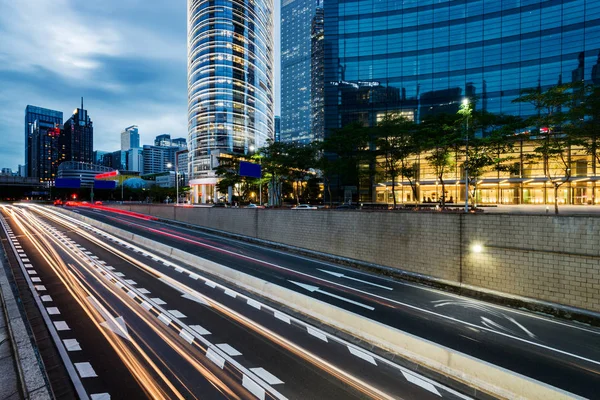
[61,208,584,400]
[0,244,52,399]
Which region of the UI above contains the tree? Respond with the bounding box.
[375,115,419,208]
[260,140,292,206]
[420,113,462,207]
[513,83,582,214]
[286,143,319,204]
[214,154,258,203]
[571,84,600,179]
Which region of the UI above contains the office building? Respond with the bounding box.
[62,98,93,164]
[171,138,187,148]
[280,0,319,144]
[324,0,600,131]
[188,0,274,203]
[18,165,26,178]
[142,145,176,175]
[57,161,114,188]
[103,150,127,171]
[30,121,63,182]
[121,125,140,151]
[274,116,281,142]
[25,106,63,178]
[126,148,144,173]
[154,134,172,147]
[94,150,109,165]
[310,5,324,142]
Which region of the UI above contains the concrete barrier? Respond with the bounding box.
[60,208,582,400]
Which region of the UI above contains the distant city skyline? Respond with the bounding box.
[0,0,282,170]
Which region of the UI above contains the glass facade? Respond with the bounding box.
[121,125,140,151]
[324,0,600,131]
[187,0,274,186]
[24,105,63,178]
[281,0,320,143]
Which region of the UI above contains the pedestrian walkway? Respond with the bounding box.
[0,294,20,400]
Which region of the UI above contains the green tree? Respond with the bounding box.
[513,83,582,214]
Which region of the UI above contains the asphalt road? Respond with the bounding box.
[0,204,469,400]
[42,203,600,398]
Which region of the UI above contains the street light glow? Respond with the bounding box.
[462,98,469,106]
[472,243,483,253]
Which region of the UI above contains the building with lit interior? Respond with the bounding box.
[187,0,274,203]
[322,0,600,203]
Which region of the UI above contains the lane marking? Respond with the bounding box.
[402,371,441,397]
[54,321,70,331]
[138,288,151,294]
[151,298,166,305]
[289,280,375,311]
[75,362,98,378]
[250,368,284,385]
[41,295,52,302]
[31,277,41,283]
[47,307,61,315]
[169,310,186,319]
[348,346,377,366]
[274,311,291,324]
[158,314,172,326]
[190,325,211,336]
[242,375,266,400]
[35,285,46,291]
[216,343,242,356]
[205,281,216,288]
[63,339,82,351]
[224,289,237,298]
[124,279,137,285]
[91,394,111,400]
[179,329,195,344]
[114,272,125,277]
[318,269,393,290]
[307,327,328,342]
[27,270,37,275]
[206,348,225,369]
[247,299,261,310]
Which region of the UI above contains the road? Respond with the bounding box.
[41,203,600,398]
[0,204,469,400]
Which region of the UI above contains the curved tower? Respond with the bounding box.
[187,0,274,203]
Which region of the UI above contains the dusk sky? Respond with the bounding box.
[0,0,281,171]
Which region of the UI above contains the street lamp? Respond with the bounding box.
[462,98,470,213]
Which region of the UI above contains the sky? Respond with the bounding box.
[0,0,281,171]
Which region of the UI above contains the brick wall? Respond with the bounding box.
[115,205,600,312]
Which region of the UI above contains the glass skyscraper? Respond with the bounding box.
[121,125,140,151]
[281,0,320,144]
[188,0,274,203]
[62,98,93,165]
[324,0,600,132]
[24,105,63,178]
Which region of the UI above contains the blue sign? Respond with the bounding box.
[55,178,81,189]
[94,180,116,189]
[239,161,261,179]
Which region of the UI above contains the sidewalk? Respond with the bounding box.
[0,254,51,400]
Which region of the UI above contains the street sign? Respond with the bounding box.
[94,180,117,189]
[55,178,81,189]
[239,161,261,179]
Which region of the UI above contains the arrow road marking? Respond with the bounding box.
[318,269,393,290]
[88,295,131,340]
[288,281,374,310]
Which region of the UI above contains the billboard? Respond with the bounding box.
[239,161,261,179]
[94,180,117,189]
[55,178,81,189]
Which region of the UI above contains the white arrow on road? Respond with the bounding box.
[317,269,393,290]
[288,281,374,310]
[87,296,131,340]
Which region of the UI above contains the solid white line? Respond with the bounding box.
[250,368,284,385]
[243,375,266,400]
[75,362,98,378]
[402,371,441,397]
[216,343,242,356]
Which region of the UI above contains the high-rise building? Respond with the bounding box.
[188,0,274,203]
[310,6,324,143]
[18,165,26,178]
[171,138,187,148]
[142,145,176,175]
[121,125,140,151]
[24,106,63,178]
[93,150,109,165]
[62,98,93,164]
[324,0,600,133]
[30,121,63,182]
[104,150,127,171]
[274,116,281,142]
[280,0,319,144]
[154,134,171,147]
[126,147,144,173]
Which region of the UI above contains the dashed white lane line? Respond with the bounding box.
[348,346,377,366]
[206,348,225,369]
[35,285,46,291]
[27,270,37,275]
[151,298,166,305]
[274,311,291,324]
[158,314,172,326]
[190,325,211,336]
[179,329,194,344]
[402,371,441,397]
[138,288,151,294]
[247,299,261,310]
[250,368,284,385]
[75,362,98,378]
[21,258,30,262]
[91,393,111,400]
[31,277,42,283]
[114,272,125,277]
[124,279,137,285]
[224,289,237,298]
[216,343,242,356]
[46,307,61,315]
[63,339,82,351]
[307,327,328,342]
[205,281,217,288]
[189,273,200,280]
[169,310,186,319]
[41,295,52,302]
[242,375,266,400]
[175,267,184,273]
[54,321,70,331]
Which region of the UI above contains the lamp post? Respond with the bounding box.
[462,98,470,213]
